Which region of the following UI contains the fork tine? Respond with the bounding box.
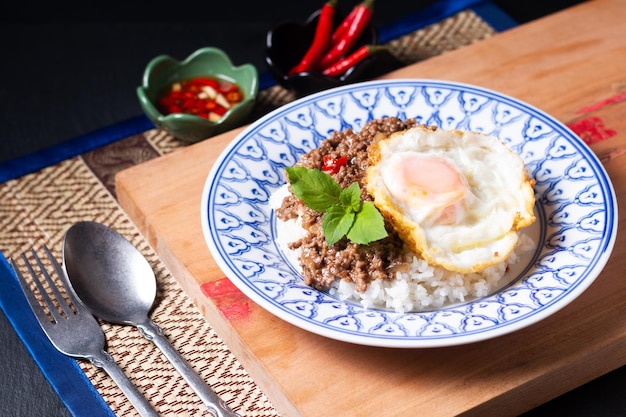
[42,244,90,316]
[32,247,76,318]
[9,257,53,326]
[19,250,67,324]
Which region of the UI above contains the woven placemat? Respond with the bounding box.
[0,10,495,416]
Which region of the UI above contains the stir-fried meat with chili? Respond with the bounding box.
[276,117,421,292]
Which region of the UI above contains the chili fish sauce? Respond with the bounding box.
[157,76,244,121]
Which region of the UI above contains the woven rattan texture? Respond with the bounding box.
[0,9,494,416]
[1,159,277,416]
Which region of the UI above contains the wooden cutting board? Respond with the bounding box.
[116,1,626,415]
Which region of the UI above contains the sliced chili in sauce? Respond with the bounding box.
[157,77,244,121]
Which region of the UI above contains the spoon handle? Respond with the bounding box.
[139,320,241,417]
[91,349,160,417]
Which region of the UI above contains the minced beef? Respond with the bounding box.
[276,117,421,292]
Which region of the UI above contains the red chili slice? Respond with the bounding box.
[225,91,242,102]
[157,76,244,120]
[192,77,220,88]
[322,155,348,174]
[218,82,239,94]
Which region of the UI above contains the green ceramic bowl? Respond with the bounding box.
[137,47,259,143]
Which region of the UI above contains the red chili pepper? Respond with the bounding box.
[288,0,337,75]
[318,0,374,69]
[322,155,348,174]
[322,44,386,77]
[328,1,360,47]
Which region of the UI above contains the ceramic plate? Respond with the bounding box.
[200,79,617,348]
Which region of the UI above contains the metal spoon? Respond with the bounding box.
[62,221,240,417]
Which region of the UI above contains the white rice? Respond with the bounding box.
[329,233,534,313]
[271,184,536,313]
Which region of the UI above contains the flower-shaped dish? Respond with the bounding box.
[266,8,401,97]
[137,47,259,143]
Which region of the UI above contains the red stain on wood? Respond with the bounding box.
[575,91,626,115]
[566,91,624,146]
[201,278,251,320]
[599,146,626,163]
[567,116,617,145]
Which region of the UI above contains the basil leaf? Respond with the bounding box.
[323,205,355,246]
[340,182,362,213]
[285,165,388,245]
[347,201,388,244]
[286,166,342,212]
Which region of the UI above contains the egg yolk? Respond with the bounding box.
[382,152,468,225]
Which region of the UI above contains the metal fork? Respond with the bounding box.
[10,246,159,417]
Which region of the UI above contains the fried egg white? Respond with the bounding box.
[365,125,536,273]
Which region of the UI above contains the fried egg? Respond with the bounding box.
[365,125,536,273]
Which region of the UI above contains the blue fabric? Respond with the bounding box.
[0,115,154,184]
[472,1,518,32]
[0,256,115,417]
[0,2,516,414]
[378,0,517,44]
[259,71,279,92]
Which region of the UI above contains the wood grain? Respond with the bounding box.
[116,1,626,415]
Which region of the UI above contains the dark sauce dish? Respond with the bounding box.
[265,8,402,97]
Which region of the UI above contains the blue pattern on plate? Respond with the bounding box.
[201,79,617,348]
